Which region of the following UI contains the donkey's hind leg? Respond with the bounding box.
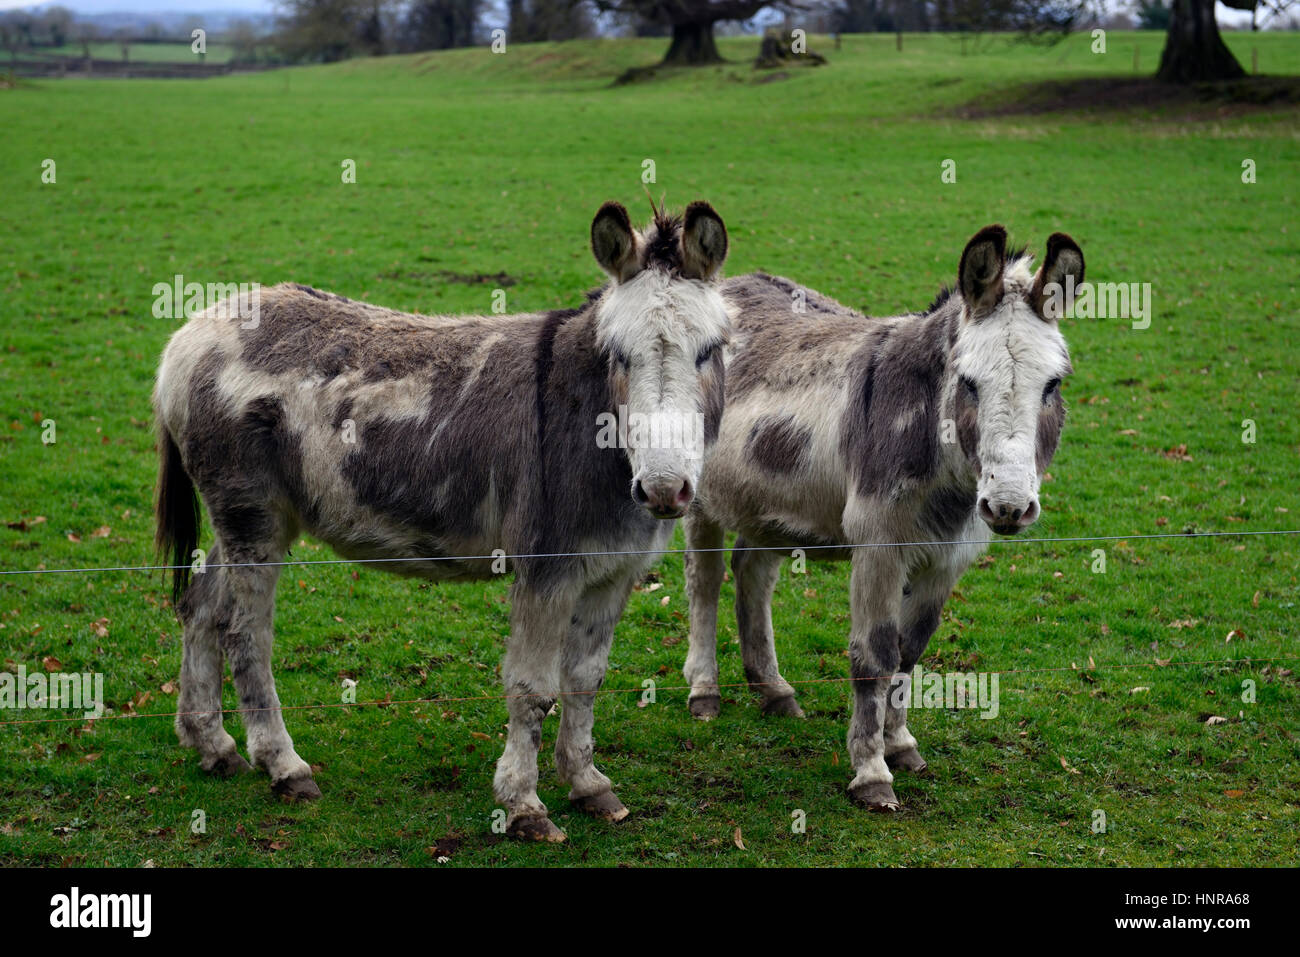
[555,576,634,823]
[175,545,250,777]
[682,513,725,719]
[217,541,319,802]
[732,537,804,717]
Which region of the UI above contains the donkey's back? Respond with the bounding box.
[155,282,553,585]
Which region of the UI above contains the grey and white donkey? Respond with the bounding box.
[683,226,1083,810]
[154,200,730,841]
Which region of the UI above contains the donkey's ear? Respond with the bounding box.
[1028,232,1085,322]
[681,201,728,281]
[958,224,1007,320]
[591,201,640,282]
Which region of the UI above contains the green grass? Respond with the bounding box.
[1,31,1298,867]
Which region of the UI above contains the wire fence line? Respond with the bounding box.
[2,527,1294,731]
[2,655,1294,728]
[2,527,1299,579]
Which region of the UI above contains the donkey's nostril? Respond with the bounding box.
[1018,500,1040,526]
[978,497,996,523]
[632,480,649,506]
[675,478,694,507]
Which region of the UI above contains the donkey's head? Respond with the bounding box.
[949,225,1083,535]
[591,200,730,519]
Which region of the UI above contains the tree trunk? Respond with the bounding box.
[1156,0,1245,83]
[662,20,721,66]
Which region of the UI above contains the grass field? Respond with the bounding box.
[1,31,1298,867]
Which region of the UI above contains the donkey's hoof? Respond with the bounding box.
[506,814,566,843]
[885,747,928,774]
[201,751,252,778]
[572,790,629,822]
[272,775,322,803]
[849,781,901,812]
[761,695,805,718]
[689,694,721,720]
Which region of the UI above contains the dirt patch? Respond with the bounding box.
[957,75,1300,120]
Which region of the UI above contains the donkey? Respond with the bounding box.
[154,200,730,841]
[682,225,1082,810]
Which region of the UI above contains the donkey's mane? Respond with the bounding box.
[644,208,685,272]
[922,244,1032,316]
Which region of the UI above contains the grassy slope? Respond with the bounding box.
[0,32,1298,867]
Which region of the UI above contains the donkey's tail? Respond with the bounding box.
[155,425,201,607]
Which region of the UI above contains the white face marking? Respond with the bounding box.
[952,260,1071,533]
[597,268,729,518]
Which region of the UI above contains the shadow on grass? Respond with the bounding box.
[957,74,1300,119]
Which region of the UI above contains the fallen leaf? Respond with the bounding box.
[1224,789,1244,799]
[42,656,62,672]
[733,827,745,850]
[90,526,110,539]
[90,618,109,638]
[1204,715,1228,726]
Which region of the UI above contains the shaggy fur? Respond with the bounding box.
[154,201,729,839]
[683,226,1083,810]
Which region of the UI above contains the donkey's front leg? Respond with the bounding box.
[554,577,634,823]
[682,512,725,719]
[494,583,573,842]
[884,575,951,775]
[845,544,906,811]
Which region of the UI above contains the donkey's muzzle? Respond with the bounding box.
[633,476,694,519]
[978,496,1039,536]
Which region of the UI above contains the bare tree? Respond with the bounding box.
[41,6,74,47]
[1157,1,1297,80]
[75,21,99,59]
[276,0,395,62]
[590,0,787,65]
[228,19,262,62]
[510,0,595,41]
[402,0,481,49]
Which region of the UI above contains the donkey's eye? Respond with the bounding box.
[1042,378,1061,403]
[696,344,718,368]
[960,377,979,402]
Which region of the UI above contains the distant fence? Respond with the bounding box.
[4,54,278,79]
